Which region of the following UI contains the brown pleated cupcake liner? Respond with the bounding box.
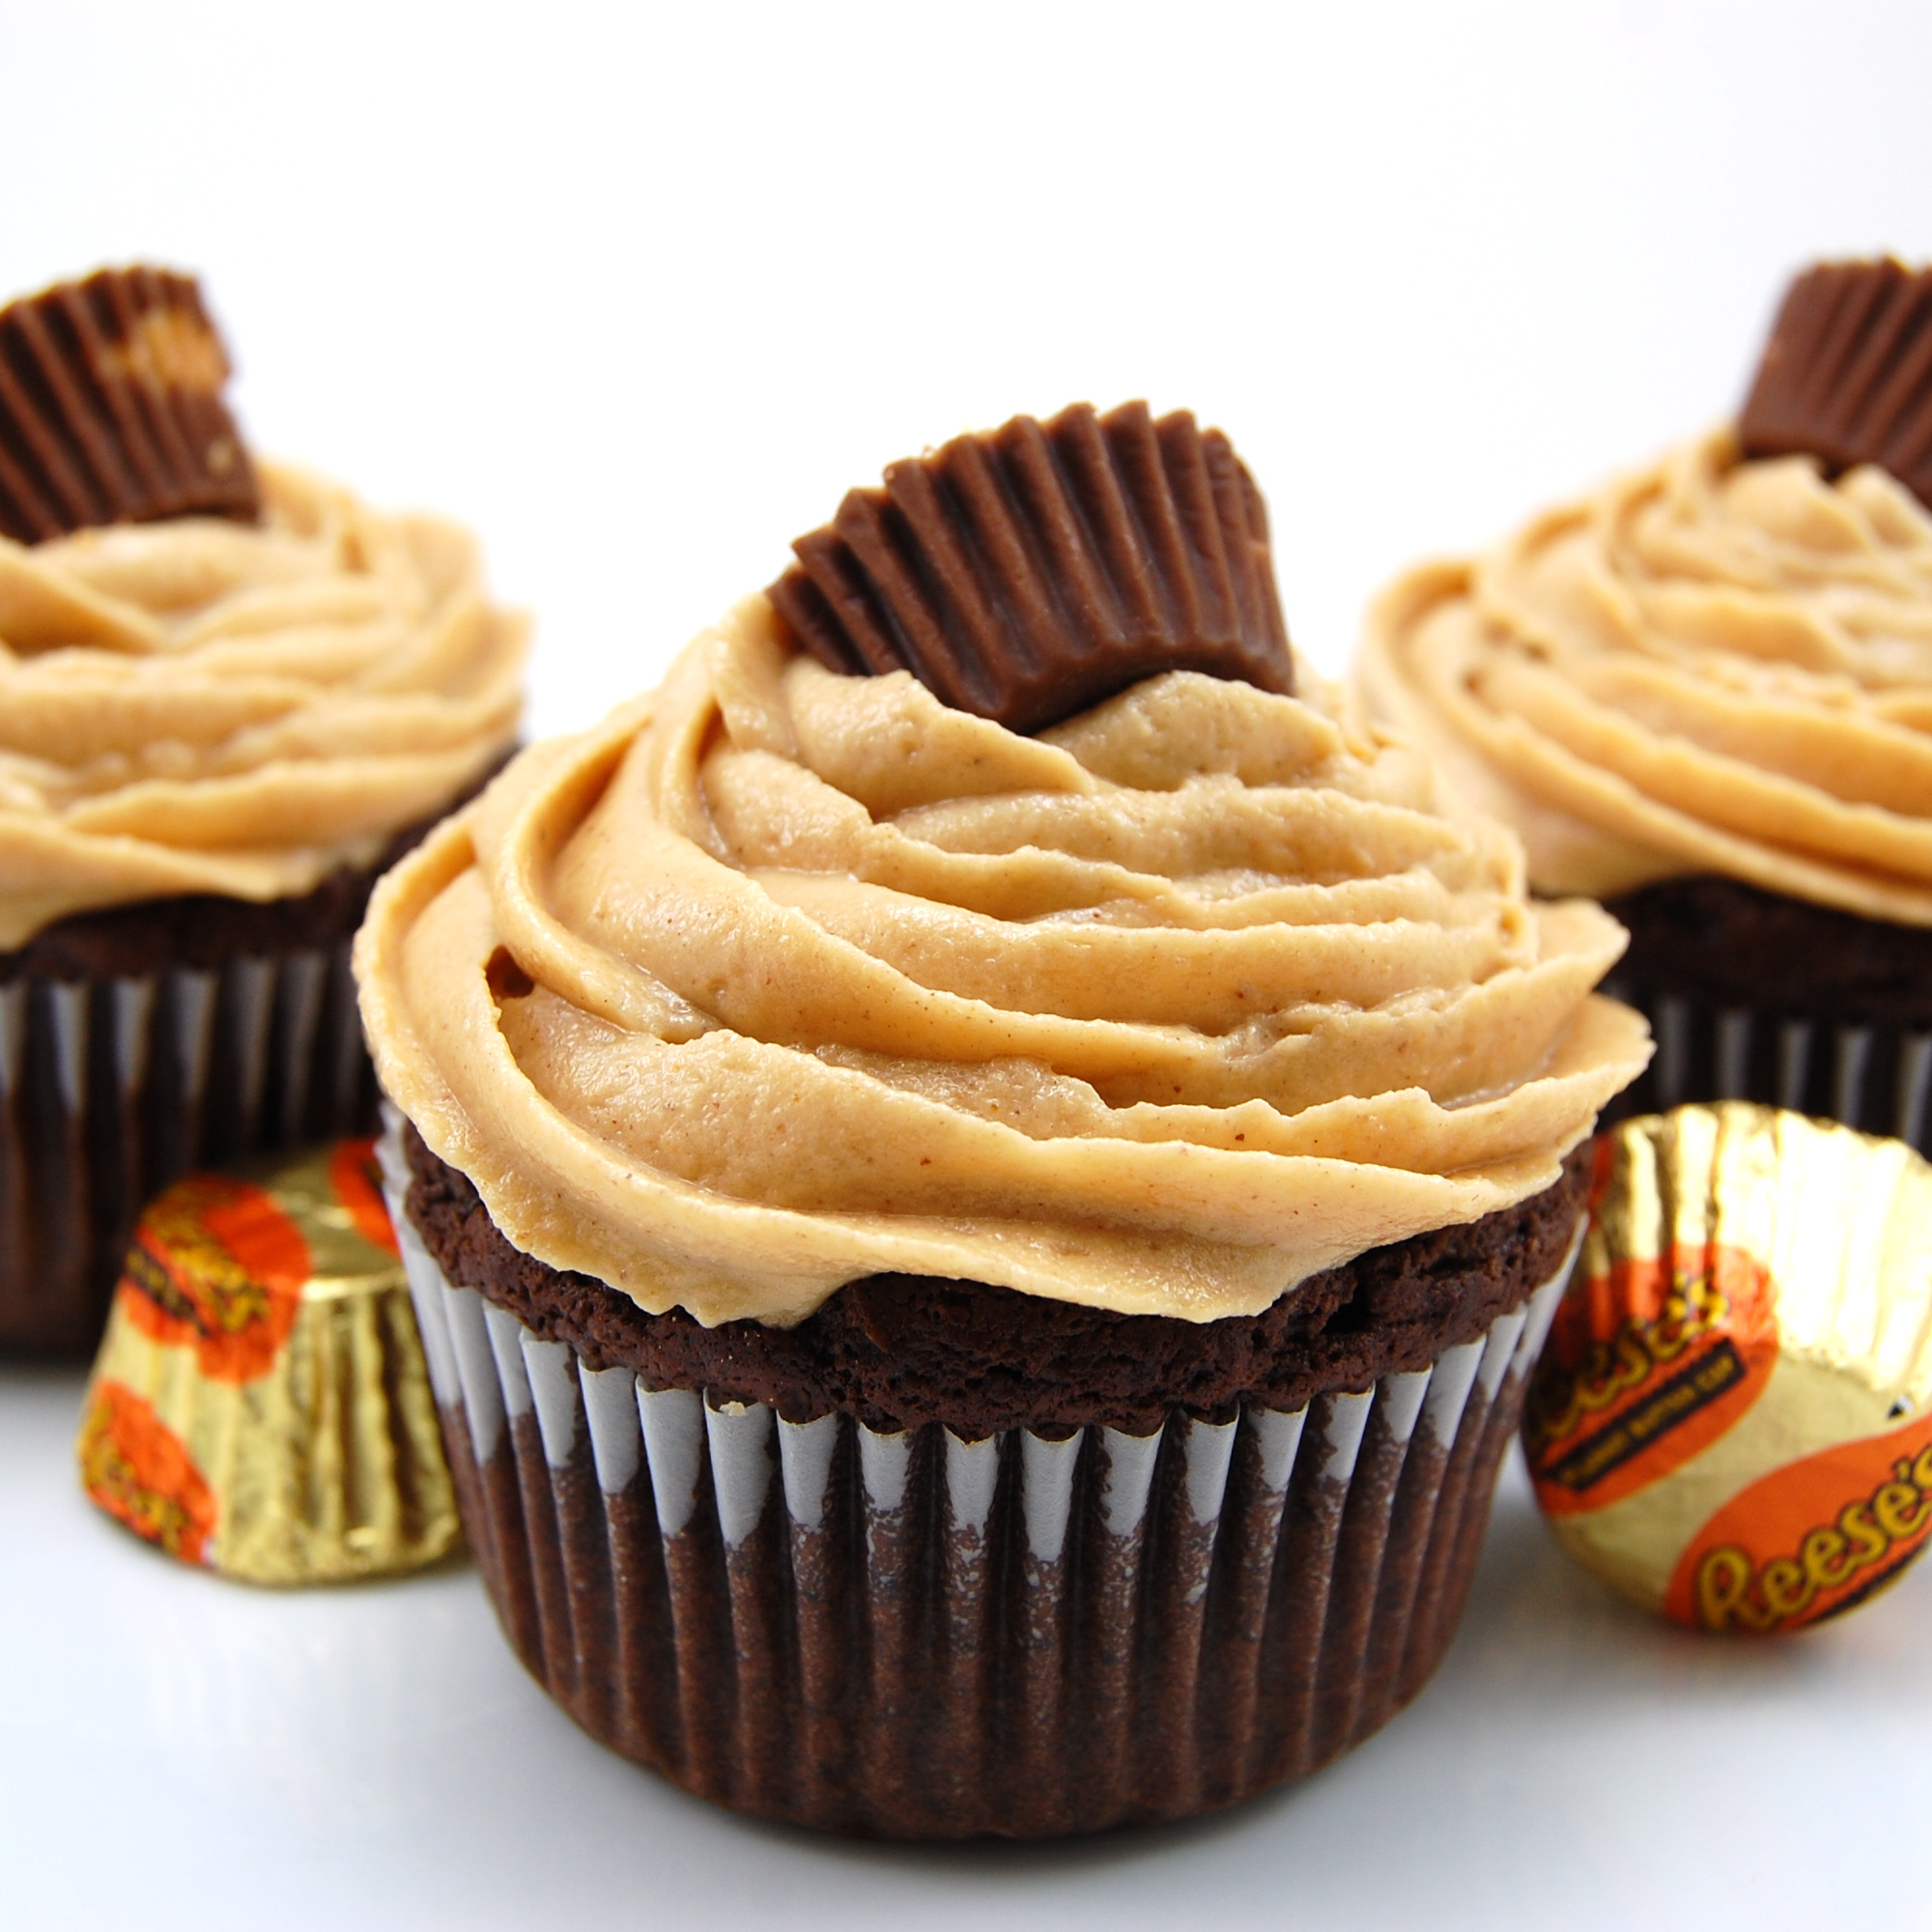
[1738,257,1932,510]
[0,942,379,1355]
[380,1126,1576,1838]
[769,401,1294,734]
[0,265,259,545]
[1602,980,1932,1154]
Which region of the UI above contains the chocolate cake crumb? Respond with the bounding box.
[405,1127,1589,1437]
[0,753,511,985]
[1603,873,1932,1028]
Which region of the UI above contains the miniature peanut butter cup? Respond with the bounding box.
[1524,1103,1932,1633]
[769,400,1293,733]
[0,265,259,544]
[78,1136,460,1583]
[1738,257,1932,507]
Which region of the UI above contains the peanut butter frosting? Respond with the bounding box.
[0,461,526,951]
[1359,427,1932,923]
[356,595,1647,1327]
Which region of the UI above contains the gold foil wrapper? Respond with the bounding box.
[1523,1104,1932,1632]
[76,1137,460,1584]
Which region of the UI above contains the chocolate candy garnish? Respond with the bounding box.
[1739,256,1932,509]
[769,401,1293,734]
[0,265,259,545]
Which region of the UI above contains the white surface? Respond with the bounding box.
[7,1364,1931,1930]
[5,4,1932,1925]
[5,1,1932,715]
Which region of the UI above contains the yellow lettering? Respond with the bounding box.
[1800,1526,1854,1592]
[1692,1352,1737,1394]
[1690,1444,1932,1635]
[1533,1266,1743,1455]
[1650,1297,1694,1362]
[1758,1558,1813,1622]
[1611,1327,1652,1394]
[1872,1481,1926,1543]
[1840,1501,1889,1568]
[1695,1547,1753,1631]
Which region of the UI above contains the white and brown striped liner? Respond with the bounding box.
[1605,980,1932,1153]
[0,943,376,1353]
[378,1122,1576,1838]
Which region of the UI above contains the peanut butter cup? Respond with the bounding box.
[1739,256,1932,507]
[769,400,1293,733]
[0,265,259,544]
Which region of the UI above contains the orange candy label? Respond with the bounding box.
[1524,1237,1779,1518]
[332,1135,400,1257]
[1525,1106,1932,1635]
[77,1380,216,1565]
[1664,1411,1932,1633]
[117,1174,312,1382]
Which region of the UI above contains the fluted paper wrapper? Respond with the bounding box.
[379,1122,1577,1838]
[1523,1104,1932,1632]
[77,1137,460,1584]
[1603,980,1932,1157]
[0,942,378,1355]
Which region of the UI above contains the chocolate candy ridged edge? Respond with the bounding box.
[768,401,1294,734]
[1738,257,1932,510]
[0,265,260,546]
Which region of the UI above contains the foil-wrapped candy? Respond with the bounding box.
[77,1137,460,1584]
[1524,1103,1932,1632]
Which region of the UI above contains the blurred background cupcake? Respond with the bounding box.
[357,404,1648,1836]
[0,265,526,1354]
[1359,258,1932,1149]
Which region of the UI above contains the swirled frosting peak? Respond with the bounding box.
[357,595,1648,1328]
[1360,428,1932,923]
[0,461,527,950]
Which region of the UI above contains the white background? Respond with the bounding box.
[4,2,1932,1926]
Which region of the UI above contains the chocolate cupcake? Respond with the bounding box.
[1360,258,1932,1148]
[0,266,526,1354]
[357,402,1648,1836]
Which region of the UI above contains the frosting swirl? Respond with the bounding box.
[0,461,526,950]
[357,595,1646,1327]
[1359,428,1932,923]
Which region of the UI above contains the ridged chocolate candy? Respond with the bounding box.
[1739,257,1932,508]
[769,401,1293,734]
[0,266,259,545]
